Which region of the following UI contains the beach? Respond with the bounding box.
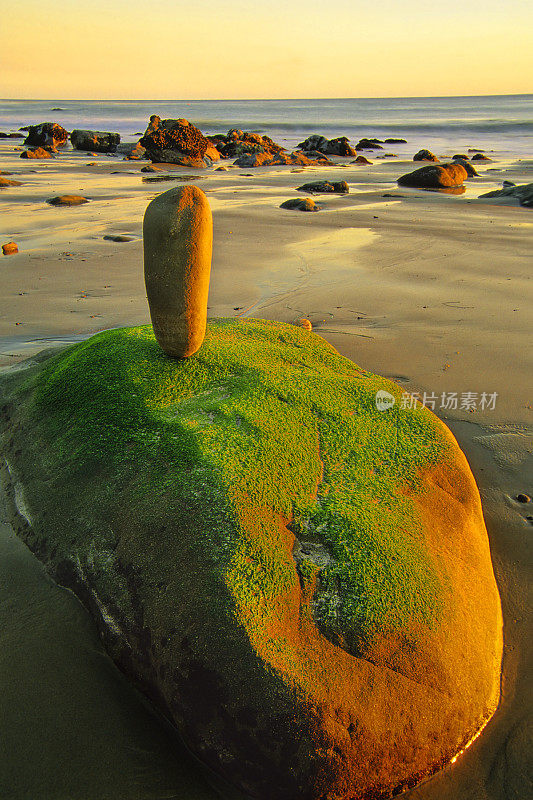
[0,113,531,799]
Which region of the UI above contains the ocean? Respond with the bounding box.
[1,95,532,158]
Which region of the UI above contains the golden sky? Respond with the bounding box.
[2,0,532,98]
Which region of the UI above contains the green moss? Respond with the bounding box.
[16,318,449,649]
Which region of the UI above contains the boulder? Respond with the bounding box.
[117,142,147,160]
[397,163,468,188]
[351,155,372,165]
[297,180,349,194]
[478,182,533,207]
[280,197,320,211]
[47,195,89,206]
[452,158,479,177]
[298,135,355,156]
[143,185,212,358]
[140,117,210,164]
[2,241,18,255]
[20,147,52,159]
[356,138,384,151]
[24,122,68,149]
[0,318,502,800]
[414,149,439,162]
[71,130,120,153]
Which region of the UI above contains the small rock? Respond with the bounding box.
[471,154,492,161]
[385,138,407,143]
[21,147,52,159]
[414,149,439,162]
[280,198,320,212]
[0,177,23,188]
[356,138,384,151]
[452,158,479,177]
[297,180,349,194]
[516,494,531,503]
[351,155,372,165]
[296,318,312,331]
[2,242,18,255]
[452,154,469,160]
[103,235,133,242]
[47,195,89,206]
[215,165,229,171]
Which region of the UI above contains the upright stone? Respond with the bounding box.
[143,186,212,358]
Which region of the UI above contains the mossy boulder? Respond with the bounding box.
[0,319,502,800]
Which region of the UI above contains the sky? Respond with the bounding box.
[2,0,532,99]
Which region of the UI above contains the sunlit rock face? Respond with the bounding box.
[0,319,502,800]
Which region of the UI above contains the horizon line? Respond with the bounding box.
[1,92,532,103]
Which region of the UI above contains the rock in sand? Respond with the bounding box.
[2,242,18,255]
[280,198,320,211]
[20,147,52,159]
[414,149,439,162]
[47,195,89,206]
[297,180,349,194]
[398,163,468,188]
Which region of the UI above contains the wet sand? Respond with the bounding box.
[0,139,531,799]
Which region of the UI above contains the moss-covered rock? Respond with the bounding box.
[0,319,502,800]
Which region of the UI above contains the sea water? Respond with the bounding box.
[1,94,531,157]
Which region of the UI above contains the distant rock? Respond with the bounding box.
[117,141,146,160]
[468,148,485,153]
[280,198,320,211]
[471,154,492,161]
[234,151,331,168]
[0,177,23,187]
[356,138,384,150]
[452,154,469,160]
[414,149,439,162]
[0,132,23,139]
[478,183,533,207]
[20,147,52,159]
[71,130,120,153]
[216,130,284,159]
[385,138,407,143]
[298,135,355,156]
[47,195,89,206]
[397,163,468,188]
[2,242,18,255]
[24,122,69,149]
[452,158,479,177]
[215,165,229,171]
[297,180,349,194]
[351,155,372,165]
[140,116,211,164]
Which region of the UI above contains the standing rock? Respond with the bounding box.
[398,163,468,188]
[24,122,68,149]
[143,185,213,358]
[414,149,439,162]
[71,130,120,153]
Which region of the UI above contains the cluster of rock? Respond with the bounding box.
[140,116,219,167]
[298,135,357,157]
[208,128,285,159]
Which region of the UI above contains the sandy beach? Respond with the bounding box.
[0,135,531,799]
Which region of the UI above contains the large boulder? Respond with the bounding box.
[71,130,120,153]
[0,319,502,800]
[24,122,68,149]
[140,116,211,164]
[478,182,533,207]
[397,163,468,188]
